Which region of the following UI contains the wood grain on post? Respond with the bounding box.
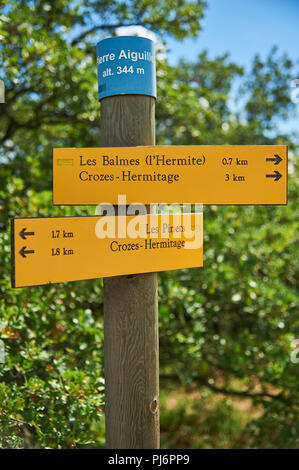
[100,95,159,449]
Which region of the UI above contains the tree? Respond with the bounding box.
[0,0,298,448]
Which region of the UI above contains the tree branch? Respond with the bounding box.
[0,117,19,144]
[201,380,282,401]
[5,86,36,105]
[71,20,158,46]
[160,374,283,401]
[71,23,142,45]
[0,410,39,428]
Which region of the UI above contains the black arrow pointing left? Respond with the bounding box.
[19,228,35,240]
[19,246,35,258]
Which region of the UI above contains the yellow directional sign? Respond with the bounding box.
[11,213,203,288]
[53,145,287,205]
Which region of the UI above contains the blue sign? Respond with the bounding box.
[96,36,156,100]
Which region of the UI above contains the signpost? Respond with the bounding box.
[11,214,203,288]
[10,34,289,450]
[53,145,287,205]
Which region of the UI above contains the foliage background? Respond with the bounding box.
[0,0,298,448]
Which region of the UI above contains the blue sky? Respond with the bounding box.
[119,1,298,134]
[166,0,299,135]
[167,0,299,68]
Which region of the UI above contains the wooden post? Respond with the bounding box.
[100,95,159,448]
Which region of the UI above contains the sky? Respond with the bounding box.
[166,0,299,135]
[167,0,299,68]
[117,0,298,135]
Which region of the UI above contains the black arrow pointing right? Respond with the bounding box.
[266,154,282,165]
[19,228,35,240]
[19,246,35,258]
[266,170,282,181]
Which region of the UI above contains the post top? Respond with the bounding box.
[96,35,156,100]
[97,35,155,46]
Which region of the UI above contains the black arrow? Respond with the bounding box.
[19,246,35,258]
[19,228,35,240]
[266,154,282,165]
[266,170,282,181]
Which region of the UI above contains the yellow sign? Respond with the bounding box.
[53,145,287,205]
[11,213,203,288]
